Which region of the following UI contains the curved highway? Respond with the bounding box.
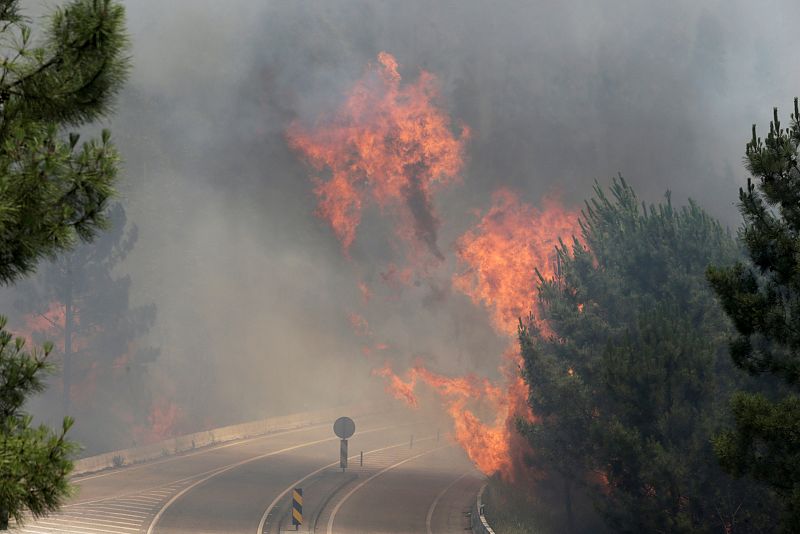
[14,412,483,533]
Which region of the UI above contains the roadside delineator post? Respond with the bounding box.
[292,487,302,530]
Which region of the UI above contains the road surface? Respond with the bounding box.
[13,412,483,533]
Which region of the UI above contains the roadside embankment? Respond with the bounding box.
[72,404,373,476]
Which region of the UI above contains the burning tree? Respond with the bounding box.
[519,179,775,533]
[0,0,129,528]
[708,100,800,531]
[12,203,158,451]
[288,51,469,272]
[288,52,585,482]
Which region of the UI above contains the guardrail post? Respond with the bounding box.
[473,483,496,534]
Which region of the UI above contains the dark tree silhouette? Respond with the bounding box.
[708,99,800,532]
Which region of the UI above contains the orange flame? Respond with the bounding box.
[415,364,514,477]
[372,363,419,408]
[287,52,469,264]
[444,190,577,477]
[289,53,581,482]
[372,189,579,478]
[15,302,89,353]
[373,355,535,479]
[13,302,97,406]
[453,188,581,334]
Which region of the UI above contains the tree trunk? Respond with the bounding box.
[63,269,72,418]
[0,507,9,530]
[564,477,575,533]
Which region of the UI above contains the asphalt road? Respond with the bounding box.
[13,412,483,533]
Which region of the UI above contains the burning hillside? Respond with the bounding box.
[288,52,581,481]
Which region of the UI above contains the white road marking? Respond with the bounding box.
[18,420,400,534]
[38,516,139,531]
[34,519,131,534]
[99,503,152,512]
[326,444,453,534]
[81,504,149,513]
[146,423,397,534]
[72,509,147,520]
[425,473,468,534]
[255,434,435,533]
[59,514,140,527]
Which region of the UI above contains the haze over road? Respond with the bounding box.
[14,413,483,533]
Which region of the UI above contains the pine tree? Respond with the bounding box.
[520,179,775,533]
[0,0,129,285]
[707,99,800,531]
[0,0,129,527]
[13,203,157,450]
[0,317,76,529]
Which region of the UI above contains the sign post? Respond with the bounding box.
[333,416,356,472]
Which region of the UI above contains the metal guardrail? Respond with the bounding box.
[471,483,496,534]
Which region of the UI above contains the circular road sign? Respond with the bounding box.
[333,416,355,439]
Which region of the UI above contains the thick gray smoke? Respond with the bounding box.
[9,0,800,453]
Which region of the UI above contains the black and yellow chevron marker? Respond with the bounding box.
[292,487,303,526]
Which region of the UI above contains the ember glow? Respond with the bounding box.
[131,397,183,445]
[357,280,372,303]
[287,51,469,265]
[380,263,414,292]
[13,303,173,444]
[348,312,371,337]
[16,302,86,353]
